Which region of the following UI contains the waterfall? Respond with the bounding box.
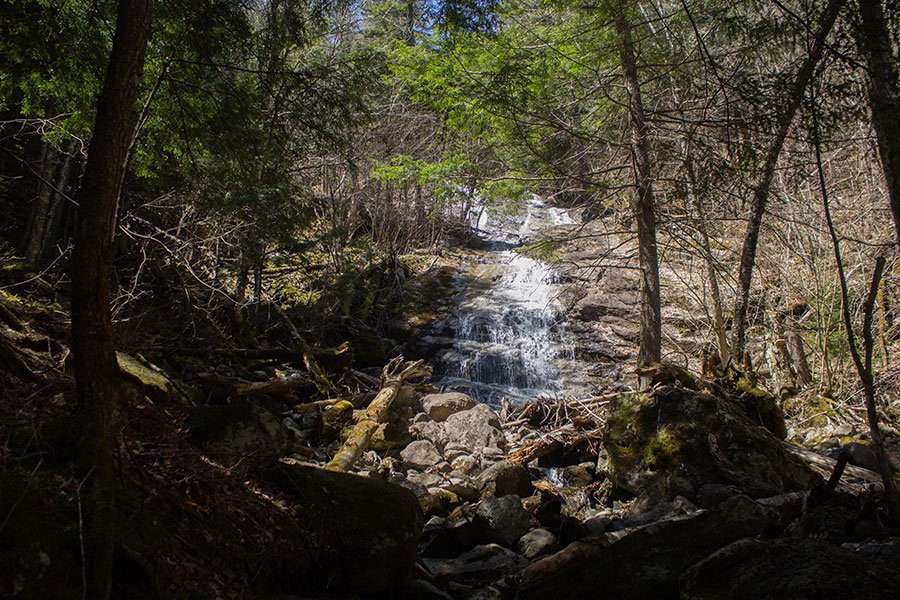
[432,196,580,404]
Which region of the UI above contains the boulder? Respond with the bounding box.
[451,455,480,475]
[518,529,557,559]
[515,495,778,600]
[421,517,486,558]
[444,404,507,451]
[424,544,528,586]
[422,392,475,422]
[475,495,535,547]
[263,462,423,594]
[681,538,900,600]
[187,401,293,469]
[603,380,819,501]
[410,419,449,450]
[478,461,533,498]
[117,352,178,403]
[401,440,443,470]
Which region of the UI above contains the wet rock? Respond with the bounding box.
[681,538,900,600]
[475,495,535,547]
[424,544,528,586]
[515,495,778,600]
[263,462,423,594]
[478,461,533,498]
[402,440,443,470]
[603,382,819,501]
[423,392,476,422]
[444,405,506,451]
[518,529,557,558]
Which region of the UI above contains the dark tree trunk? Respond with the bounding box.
[731,0,845,358]
[614,5,662,373]
[22,143,55,264]
[857,0,900,249]
[70,1,152,598]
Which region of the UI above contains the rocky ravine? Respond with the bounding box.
[183,358,899,599]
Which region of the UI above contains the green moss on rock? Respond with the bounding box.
[602,372,819,500]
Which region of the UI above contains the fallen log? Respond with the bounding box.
[326,357,431,472]
[233,374,312,397]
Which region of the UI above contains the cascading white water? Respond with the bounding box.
[432,196,580,403]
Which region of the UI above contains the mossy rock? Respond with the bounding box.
[116,352,175,403]
[603,384,819,501]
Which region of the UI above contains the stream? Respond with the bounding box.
[427,196,591,404]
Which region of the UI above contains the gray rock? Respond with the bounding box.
[518,529,557,558]
[444,405,506,451]
[262,462,422,594]
[407,470,443,489]
[481,446,507,460]
[517,495,778,600]
[402,440,443,470]
[475,495,535,547]
[423,544,528,586]
[477,460,533,498]
[422,392,476,422]
[451,454,480,474]
[445,473,481,501]
[681,538,900,599]
[410,419,448,449]
[444,442,472,461]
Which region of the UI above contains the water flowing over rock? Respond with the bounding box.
[425,196,597,403]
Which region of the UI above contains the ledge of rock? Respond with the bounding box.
[262,462,424,594]
[603,369,819,501]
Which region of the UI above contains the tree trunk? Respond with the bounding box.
[857,0,900,249]
[70,1,152,598]
[23,143,55,265]
[731,0,845,358]
[785,314,814,387]
[613,4,662,374]
[686,148,729,364]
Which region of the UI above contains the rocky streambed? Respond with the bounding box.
[177,354,900,599]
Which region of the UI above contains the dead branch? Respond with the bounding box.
[325,357,431,472]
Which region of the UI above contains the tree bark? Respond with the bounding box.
[70,1,152,598]
[857,0,900,249]
[22,143,55,265]
[686,148,730,364]
[613,4,662,374]
[731,0,845,358]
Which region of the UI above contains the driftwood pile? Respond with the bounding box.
[503,394,614,465]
